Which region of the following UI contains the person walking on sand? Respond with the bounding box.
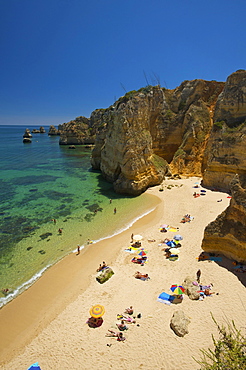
[196,269,201,283]
[77,244,80,255]
[131,233,134,243]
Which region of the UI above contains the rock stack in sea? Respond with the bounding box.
[23,128,32,143]
[48,125,60,136]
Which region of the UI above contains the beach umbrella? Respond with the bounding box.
[89,304,105,318]
[166,240,176,248]
[169,247,180,255]
[27,363,41,370]
[133,234,143,241]
[173,234,183,241]
[170,285,185,294]
[138,250,147,257]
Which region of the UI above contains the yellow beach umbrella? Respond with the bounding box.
[89,304,105,318]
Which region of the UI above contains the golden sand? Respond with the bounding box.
[1,177,245,370]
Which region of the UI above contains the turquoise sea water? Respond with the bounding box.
[0,125,158,307]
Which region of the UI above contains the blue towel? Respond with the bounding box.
[209,257,222,261]
[158,292,175,302]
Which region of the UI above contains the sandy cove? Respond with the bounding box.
[1,177,246,370]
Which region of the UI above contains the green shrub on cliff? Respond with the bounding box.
[195,315,246,369]
[150,154,167,171]
[213,121,225,129]
[174,148,186,159]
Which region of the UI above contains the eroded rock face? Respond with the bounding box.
[214,69,246,126]
[91,81,223,195]
[48,125,60,136]
[202,122,246,192]
[59,116,93,145]
[201,175,246,263]
[202,70,246,192]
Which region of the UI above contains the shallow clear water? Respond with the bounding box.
[0,125,158,307]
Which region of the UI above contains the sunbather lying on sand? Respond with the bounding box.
[134,272,150,280]
[105,330,126,341]
[116,320,128,331]
[121,315,136,323]
[124,306,133,315]
[131,256,147,265]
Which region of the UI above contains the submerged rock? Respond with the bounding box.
[23,137,32,143]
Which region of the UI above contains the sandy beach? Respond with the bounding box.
[1,177,246,370]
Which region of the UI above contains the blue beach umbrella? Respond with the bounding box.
[27,363,41,370]
[173,234,183,241]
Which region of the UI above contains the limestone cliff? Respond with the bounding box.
[91,81,224,194]
[202,70,246,192]
[58,116,95,145]
[201,175,246,263]
[58,70,246,196]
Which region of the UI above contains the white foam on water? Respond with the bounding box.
[0,264,51,309]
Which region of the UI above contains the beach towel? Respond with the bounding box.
[169,256,179,261]
[124,248,135,253]
[169,228,179,232]
[157,292,175,305]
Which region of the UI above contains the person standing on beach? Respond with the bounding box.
[131,233,134,243]
[196,269,201,283]
[77,244,80,255]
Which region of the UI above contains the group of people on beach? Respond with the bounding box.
[105,306,140,343]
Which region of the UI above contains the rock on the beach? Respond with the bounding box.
[182,276,200,300]
[96,267,114,284]
[170,310,190,337]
